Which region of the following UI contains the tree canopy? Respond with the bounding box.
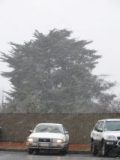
[1,29,116,113]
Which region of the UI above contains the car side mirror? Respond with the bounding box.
[97,128,103,132]
[65,130,68,134]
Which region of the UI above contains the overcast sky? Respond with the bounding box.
[0,0,120,99]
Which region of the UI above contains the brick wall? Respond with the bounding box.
[0,113,120,144]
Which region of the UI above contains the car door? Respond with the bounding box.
[92,121,104,142]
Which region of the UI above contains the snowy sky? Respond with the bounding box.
[0,0,120,99]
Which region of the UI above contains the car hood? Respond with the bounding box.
[104,131,120,137]
[29,132,65,139]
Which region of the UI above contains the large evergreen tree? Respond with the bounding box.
[1,29,116,113]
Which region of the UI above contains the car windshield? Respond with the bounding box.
[34,124,63,133]
[105,121,120,131]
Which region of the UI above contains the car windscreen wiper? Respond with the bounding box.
[113,129,120,131]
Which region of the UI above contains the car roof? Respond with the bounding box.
[36,123,62,126]
[98,119,120,122]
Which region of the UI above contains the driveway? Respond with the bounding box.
[0,151,119,160]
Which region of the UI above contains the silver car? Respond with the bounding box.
[26,123,69,154]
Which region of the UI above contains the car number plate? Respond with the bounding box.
[39,142,49,147]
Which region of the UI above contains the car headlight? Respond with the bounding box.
[56,139,64,143]
[105,135,117,141]
[27,138,34,143]
[53,139,64,143]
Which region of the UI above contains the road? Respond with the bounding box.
[0,151,119,160]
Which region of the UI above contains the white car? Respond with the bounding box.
[26,123,69,154]
[90,119,120,156]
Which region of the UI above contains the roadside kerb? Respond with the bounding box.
[0,142,90,153]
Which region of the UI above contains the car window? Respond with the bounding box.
[94,121,104,132]
[98,121,104,131]
[34,125,63,133]
[105,121,120,131]
[94,121,100,131]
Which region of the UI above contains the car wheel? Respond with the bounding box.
[28,148,33,154]
[91,140,98,155]
[60,148,68,155]
[34,149,39,155]
[100,141,107,157]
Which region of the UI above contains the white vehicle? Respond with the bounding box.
[90,119,120,156]
[26,123,69,154]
